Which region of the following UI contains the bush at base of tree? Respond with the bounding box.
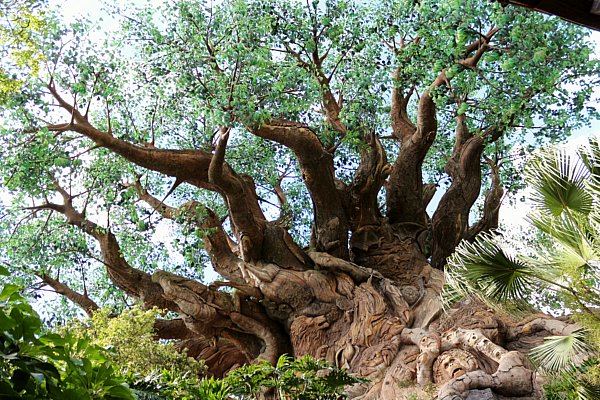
[65,306,206,399]
[0,272,136,399]
[127,353,366,400]
[224,354,368,400]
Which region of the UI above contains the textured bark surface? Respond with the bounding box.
[41,178,563,398]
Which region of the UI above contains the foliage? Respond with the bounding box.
[1,285,361,400]
[125,370,227,400]
[542,358,600,400]
[65,306,207,399]
[0,273,135,399]
[117,353,364,399]
[224,354,367,400]
[445,137,600,399]
[0,0,59,102]
[67,307,205,378]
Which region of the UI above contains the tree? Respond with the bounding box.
[0,0,598,398]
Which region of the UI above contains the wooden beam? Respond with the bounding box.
[498,0,600,31]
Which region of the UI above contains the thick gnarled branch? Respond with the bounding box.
[431,116,485,269]
[208,127,266,262]
[252,119,349,259]
[350,133,390,230]
[386,28,499,228]
[153,270,285,364]
[467,157,504,240]
[47,83,219,191]
[48,83,270,265]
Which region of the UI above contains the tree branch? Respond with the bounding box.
[37,182,179,311]
[128,180,262,298]
[386,28,499,227]
[430,115,485,268]
[350,133,390,229]
[391,71,417,140]
[47,83,220,192]
[208,127,266,262]
[283,43,346,136]
[467,157,504,240]
[251,119,349,259]
[48,83,269,263]
[153,270,284,364]
[39,274,99,317]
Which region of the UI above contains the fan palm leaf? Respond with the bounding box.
[526,148,593,217]
[580,137,600,193]
[530,329,594,374]
[530,211,595,271]
[446,232,537,303]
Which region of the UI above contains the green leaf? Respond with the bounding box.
[446,232,537,303]
[527,149,593,217]
[530,329,593,373]
[105,383,137,399]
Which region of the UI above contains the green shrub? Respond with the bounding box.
[65,306,206,399]
[224,354,367,400]
[67,307,205,378]
[0,271,135,399]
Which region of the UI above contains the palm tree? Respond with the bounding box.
[445,137,600,399]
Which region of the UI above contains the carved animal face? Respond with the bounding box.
[433,349,480,383]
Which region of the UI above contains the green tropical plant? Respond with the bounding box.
[224,354,367,400]
[193,377,231,400]
[0,271,135,399]
[67,307,206,378]
[445,137,600,399]
[108,353,362,400]
[65,306,207,400]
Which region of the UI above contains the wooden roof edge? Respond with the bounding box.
[497,0,600,31]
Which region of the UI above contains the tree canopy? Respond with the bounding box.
[0,0,599,398]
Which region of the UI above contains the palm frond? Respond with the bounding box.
[446,232,537,303]
[580,136,600,193]
[575,380,600,400]
[557,358,600,400]
[529,211,595,268]
[530,329,594,374]
[526,148,592,217]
